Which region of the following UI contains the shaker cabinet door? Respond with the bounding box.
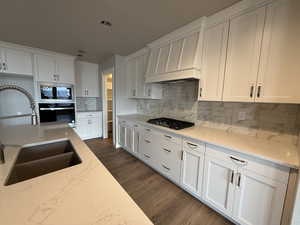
[203,155,236,216]
[256,0,300,103]
[223,7,266,102]
[233,169,287,225]
[199,22,229,101]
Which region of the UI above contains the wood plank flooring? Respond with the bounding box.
[85,138,234,225]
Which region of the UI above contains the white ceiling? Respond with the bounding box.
[1,0,240,63]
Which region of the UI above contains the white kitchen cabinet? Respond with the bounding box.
[75,112,102,140]
[256,0,300,104]
[203,144,289,225]
[126,49,162,99]
[199,21,229,101]
[56,56,75,84]
[35,54,56,82]
[203,155,236,216]
[223,7,266,102]
[75,61,99,97]
[118,122,126,147]
[233,168,287,225]
[0,47,33,76]
[181,141,205,196]
[35,53,75,84]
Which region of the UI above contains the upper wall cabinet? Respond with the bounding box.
[198,21,229,101]
[256,0,300,104]
[223,7,266,102]
[0,47,33,76]
[145,19,204,83]
[126,49,162,99]
[201,0,300,104]
[75,61,99,97]
[35,54,75,84]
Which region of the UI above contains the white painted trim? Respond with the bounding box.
[147,17,205,48]
[101,67,114,139]
[125,47,149,60]
[205,0,273,27]
[145,68,200,83]
[0,40,76,59]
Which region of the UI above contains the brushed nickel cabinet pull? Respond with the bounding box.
[187,142,197,148]
[145,128,151,132]
[181,151,184,160]
[145,139,151,144]
[230,156,246,164]
[257,86,261,98]
[230,170,234,184]
[164,135,172,139]
[162,164,170,171]
[144,154,150,159]
[199,87,203,98]
[250,85,254,98]
[163,148,171,153]
[237,173,241,187]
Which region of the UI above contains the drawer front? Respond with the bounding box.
[77,112,101,118]
[159,132,181,145]
[183,139,205,154]
[140,152,155,167]
[206,144,290,184]
[159,159,181,184]
[159,141,182,163]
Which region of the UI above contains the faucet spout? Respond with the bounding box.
[0,85,37,126]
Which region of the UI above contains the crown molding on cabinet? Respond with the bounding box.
[147,17,205,48]
[0,41,76,59]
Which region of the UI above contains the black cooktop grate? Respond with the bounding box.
[147,118,194,130]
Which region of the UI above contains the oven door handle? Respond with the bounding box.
[39,107,75,111]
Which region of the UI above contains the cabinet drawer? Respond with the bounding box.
[159,160,181,184]
[183,139,205,154]
[206,144,290,184]
[159,132,181,145]
[77,112,101,118]
[159,142,181,162]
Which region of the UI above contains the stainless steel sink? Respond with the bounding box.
[5,140,82,186]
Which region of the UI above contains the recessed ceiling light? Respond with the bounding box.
[77,50,86,57]
[100,20,112,27]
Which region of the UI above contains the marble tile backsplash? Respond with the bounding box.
[136,80,300,145]
[76,97,102,112]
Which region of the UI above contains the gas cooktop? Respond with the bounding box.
[147,118,194,130]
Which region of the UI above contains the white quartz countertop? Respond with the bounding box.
[0,124,153,225]
[118,114,300,169]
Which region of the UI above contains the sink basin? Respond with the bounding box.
[5,140,81,186]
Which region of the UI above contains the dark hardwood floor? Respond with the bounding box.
[85,138,234,225]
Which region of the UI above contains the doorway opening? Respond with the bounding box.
[102,70,113,141]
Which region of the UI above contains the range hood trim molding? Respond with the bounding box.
[145,68,200,83]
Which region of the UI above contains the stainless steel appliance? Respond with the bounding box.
[147,118,194,130]
[39,103,75,126]
[39,83,74,102]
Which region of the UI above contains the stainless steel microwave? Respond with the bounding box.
[39,83,74,102]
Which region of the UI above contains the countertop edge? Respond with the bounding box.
[118,114,300,169]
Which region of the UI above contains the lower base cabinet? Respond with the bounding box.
[233,168,287,225]
[117,118,290,225]
[203,144,289,225]
[74,112,102,140]
[181,141,205,197]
